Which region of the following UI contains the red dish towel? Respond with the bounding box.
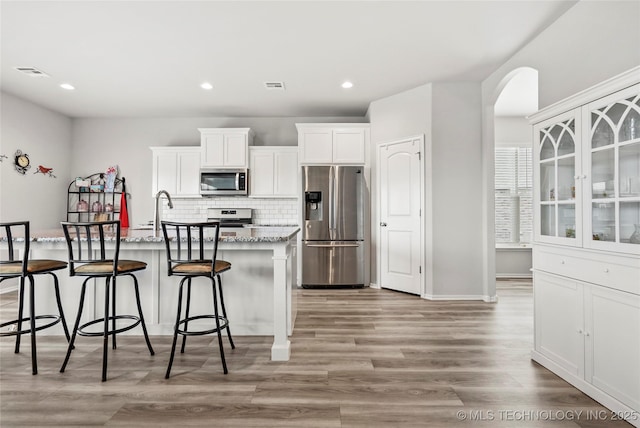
[120,191,129,228]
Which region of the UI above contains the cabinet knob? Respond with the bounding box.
[582,175,587,179]
[574,175,579,180]
[561,260,565,264]
[577,328,583,334]
[585,331,590,337]
[603,268,609,273]
[380,222,387,227]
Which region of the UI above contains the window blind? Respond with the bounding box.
[495,147,533,243]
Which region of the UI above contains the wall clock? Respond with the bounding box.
[14,149,31,174]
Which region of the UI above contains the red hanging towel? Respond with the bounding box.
[120,188,129,228]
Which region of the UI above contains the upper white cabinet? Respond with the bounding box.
[249,147,298,198]
[533,109,583,247]
[532,81,640,255]
[199,128,253,168]
[296,124,369,164]
[150,146,201,198]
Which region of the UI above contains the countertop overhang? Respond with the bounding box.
[5,226,300,244]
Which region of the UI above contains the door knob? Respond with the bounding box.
[380,222,387,227]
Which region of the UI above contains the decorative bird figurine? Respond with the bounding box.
[34,165,56,178]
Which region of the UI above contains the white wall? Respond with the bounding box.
[367,83,432,288]
[0,91,72,229]
[368,82,486,299]
[481,0,640,298]
[494,117,530,147]
[430,82,484,297]
[71,116,364,226]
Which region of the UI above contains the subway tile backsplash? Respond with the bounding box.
[161,197,299,225]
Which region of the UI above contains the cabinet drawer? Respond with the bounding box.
[534,246,640,295]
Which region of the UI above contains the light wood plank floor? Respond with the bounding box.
[0,280,631,427]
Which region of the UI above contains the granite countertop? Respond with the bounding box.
[5,226,300,244]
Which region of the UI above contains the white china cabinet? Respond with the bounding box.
[530,67,640,425]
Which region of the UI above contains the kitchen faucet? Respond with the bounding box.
[153,190,174,235]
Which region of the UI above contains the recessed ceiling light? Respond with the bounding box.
[341,81,353,89]
[201,82,213,90]
[60,83,75,90]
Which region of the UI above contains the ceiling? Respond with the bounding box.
[0,1,577,119]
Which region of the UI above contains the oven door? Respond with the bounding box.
[200,169,247,196]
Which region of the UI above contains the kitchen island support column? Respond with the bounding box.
[271,241,292,361]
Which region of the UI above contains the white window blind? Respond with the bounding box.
[495,147,532,243]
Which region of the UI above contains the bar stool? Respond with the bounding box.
[160,221,235,378]
[0,221,71,375]
[59,220,154,381]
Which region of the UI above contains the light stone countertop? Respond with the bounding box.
[5,226,300,244]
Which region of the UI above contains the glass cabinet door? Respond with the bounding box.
[585,84,640,252]
[534,109,582,246]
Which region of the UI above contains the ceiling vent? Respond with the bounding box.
[264,81,285,90]
[14,66,50,77]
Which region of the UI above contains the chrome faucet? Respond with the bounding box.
[153,190,174,234]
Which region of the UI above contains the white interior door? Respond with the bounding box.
[379,137,423,295]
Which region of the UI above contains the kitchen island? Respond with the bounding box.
[11,226,299,361]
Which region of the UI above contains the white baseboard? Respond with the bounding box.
[496,273,533,279]
[422,294,495,302]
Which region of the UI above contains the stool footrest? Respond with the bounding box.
[78,315,141,337]
[177,315,229,336]
[0,315,62,336]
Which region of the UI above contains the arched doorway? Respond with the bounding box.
[481,67,539,301]
[494,68,538,282]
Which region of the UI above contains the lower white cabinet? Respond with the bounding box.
[534,268,640,419]
[150,146,201,198]
[249,147,298,198]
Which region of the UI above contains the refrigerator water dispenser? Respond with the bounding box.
[305,191,323,221]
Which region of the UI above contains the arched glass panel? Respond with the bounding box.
[592,113,614,148]
[558,119,575,156]
[549,123,563,143]
[619,108,640,142]
[540,135,554,160]
[603,102,627,125]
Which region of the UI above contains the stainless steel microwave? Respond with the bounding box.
[200,168,248,196]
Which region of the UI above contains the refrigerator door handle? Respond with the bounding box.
[305,243,360,248]
[328,166,335,238]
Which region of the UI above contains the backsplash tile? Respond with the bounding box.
[162,197,299,225]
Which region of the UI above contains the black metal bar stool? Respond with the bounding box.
[59,220,154,381]
[160,221,235,378]
[0,221,71,374]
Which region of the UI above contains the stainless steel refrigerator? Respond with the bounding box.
[302,165,365,287]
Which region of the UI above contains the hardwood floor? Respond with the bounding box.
[0,280,630,427]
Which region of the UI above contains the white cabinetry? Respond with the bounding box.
[249,147,298,198]
[150,146,201,198]
[530,67,640,424]
[534,270,640,414]
[199,128,253,168]
[296,124,368,164]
